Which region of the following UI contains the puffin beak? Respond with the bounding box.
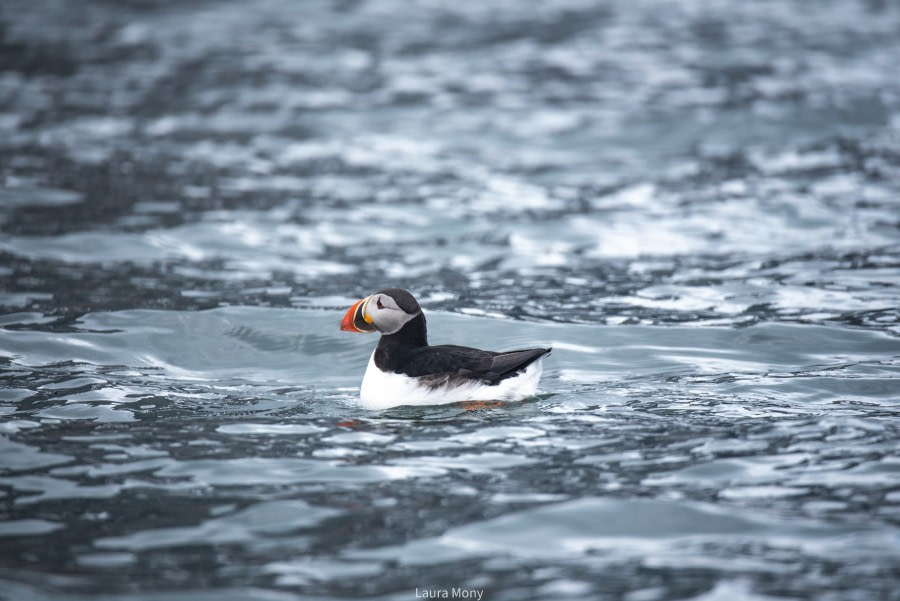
[340,296,377,333]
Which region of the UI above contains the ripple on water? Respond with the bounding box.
[1,0,899,599]
[0,519,65,537]
[94,500,341,552]
[347,496,864,571]
[0,437,73,472]
[153,457,445,486]
[215,423,325,435]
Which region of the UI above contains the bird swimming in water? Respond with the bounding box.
[340,288,551,410]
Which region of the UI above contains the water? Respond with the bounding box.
[1,0,899,599]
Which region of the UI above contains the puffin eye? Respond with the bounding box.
[376,297,384,310]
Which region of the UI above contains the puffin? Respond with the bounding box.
[340,288,551,410]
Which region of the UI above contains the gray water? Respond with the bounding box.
[1,1,899,599]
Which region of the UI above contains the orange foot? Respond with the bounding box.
[459,401,504,411]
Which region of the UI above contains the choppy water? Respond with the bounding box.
[1,1,899,600]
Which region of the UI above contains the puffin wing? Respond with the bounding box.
[397,345,493,378]
[483,348,551,383]
[399,345,551,386]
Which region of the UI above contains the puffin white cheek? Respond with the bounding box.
[377,311,407,335]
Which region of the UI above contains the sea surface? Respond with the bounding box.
[1,1,899,600]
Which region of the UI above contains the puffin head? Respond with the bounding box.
[340,288,422,335]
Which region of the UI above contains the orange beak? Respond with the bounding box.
[340,296,377,333]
